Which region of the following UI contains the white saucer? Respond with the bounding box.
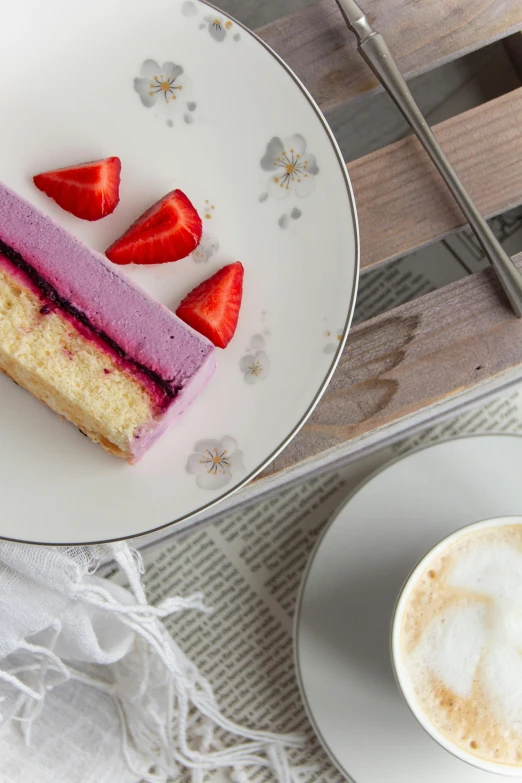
[295,434,522,782]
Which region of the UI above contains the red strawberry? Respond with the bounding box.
[33,157,121,221]
[105,190,202,265]
[176,262,244,348]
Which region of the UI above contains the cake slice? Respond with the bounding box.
[0,182,215,463]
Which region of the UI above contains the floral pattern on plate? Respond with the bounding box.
[134,60,184,108]
[240,351,270,384]
[240,334,270,384]
[324,329,343,355]
[191,200,219,262]
[278,207,303,230]
[204,14,234,42]
[186,437,244,490]
[181,2,241,43]
[261,134,319,199]
[181,0,198,16]
[191,233,220,263]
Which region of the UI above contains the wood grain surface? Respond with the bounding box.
[259,0,522,113]
[261,252,522,479]
[350,87,522,270]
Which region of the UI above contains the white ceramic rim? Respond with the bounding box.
[391,515,522,777]
[0,0,360,547]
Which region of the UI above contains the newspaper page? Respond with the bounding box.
[133,385,522,781]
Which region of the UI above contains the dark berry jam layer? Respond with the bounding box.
[0,238,178,407]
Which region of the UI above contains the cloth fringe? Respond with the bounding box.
[0,542,311,782]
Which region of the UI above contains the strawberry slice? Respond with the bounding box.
[105,190,202,265]
[33,157,121,221]
[176,262,244,348]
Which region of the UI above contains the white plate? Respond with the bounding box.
[0,0,358,544]
[295,435,522,783]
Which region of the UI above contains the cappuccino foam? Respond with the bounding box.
[401,524,522,767]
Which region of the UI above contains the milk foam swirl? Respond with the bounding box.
[401,524,522,767]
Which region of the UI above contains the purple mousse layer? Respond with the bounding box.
[0,182,215,400]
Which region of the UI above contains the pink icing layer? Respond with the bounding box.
[0,182,215,392]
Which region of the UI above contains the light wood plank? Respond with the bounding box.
[258,0,522,113]
[259,252,522,481]
[349,87,522,270]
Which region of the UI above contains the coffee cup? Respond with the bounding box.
[392,517,522,776]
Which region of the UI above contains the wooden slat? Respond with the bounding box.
[260,253,522,479]
[349,87,522,270]
[258,0,522,113]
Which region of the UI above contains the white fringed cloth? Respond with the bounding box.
[0,542,306,783]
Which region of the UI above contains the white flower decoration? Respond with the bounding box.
[191,233,219,263]
[261,134,319,199]
[205,14,234,42]
[186,437,244,490]
[181,0,197,17]
[239,351,270,384]
[134,60,184,108]
[324,329,343,355]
